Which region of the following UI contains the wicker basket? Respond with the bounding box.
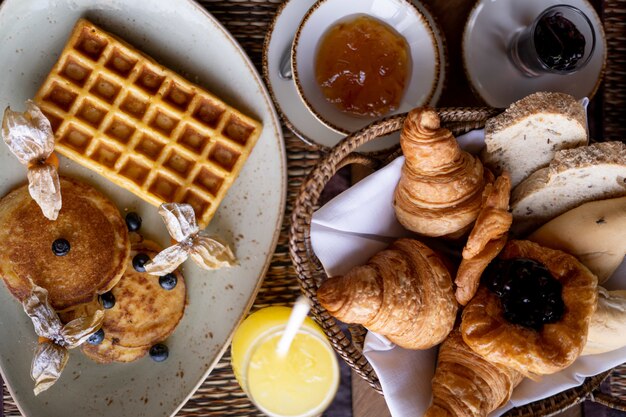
[288,107,615,416]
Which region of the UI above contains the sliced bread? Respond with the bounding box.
[482,92,587,187]
[511,141,626,235]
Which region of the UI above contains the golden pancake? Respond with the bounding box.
[72,240,186,363]
[0,177,130,311]
[82,338,149,364]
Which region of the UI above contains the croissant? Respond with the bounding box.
[393,108,491,237]
[425,329,523,417]
[455,172,512,305]
[316,238,457,349]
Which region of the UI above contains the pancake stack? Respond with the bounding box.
[0,177,130,311]
[66,241,186,363]
[0,177,187,364]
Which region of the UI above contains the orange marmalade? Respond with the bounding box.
[315,15,410,117]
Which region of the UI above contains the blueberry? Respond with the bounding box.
[52,238,70,256]
[132,253,151,272]
[158,273,177,290]
[99,291,116,309]
[125,212,142,232]
[87,328,105,345]
[149,343,169,362]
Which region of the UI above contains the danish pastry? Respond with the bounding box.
[461,240,597,375]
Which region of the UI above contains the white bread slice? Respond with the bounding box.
[511,141,626,235]
[529,196,626,283]
[482,92,587,187]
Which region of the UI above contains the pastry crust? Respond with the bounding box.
[393,108,491,237]
[425,329,523,417]
[455,173,512,305]
[317,238,457,350]
[461,240,598,375]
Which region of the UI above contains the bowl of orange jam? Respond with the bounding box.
[292,0,445,135]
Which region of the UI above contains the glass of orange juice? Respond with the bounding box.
[231,306,340,417]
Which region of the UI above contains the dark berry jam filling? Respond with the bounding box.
[534,12,586,72]
[483,258,565,331]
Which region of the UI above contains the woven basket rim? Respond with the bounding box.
[288,107,615,416]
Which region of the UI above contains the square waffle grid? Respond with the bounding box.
[34,20,262,228]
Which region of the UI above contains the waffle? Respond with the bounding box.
[34,19,262,228]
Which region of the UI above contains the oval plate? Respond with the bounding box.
[0,1,286,416]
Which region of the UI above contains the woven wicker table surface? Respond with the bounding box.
[3,0,626,416]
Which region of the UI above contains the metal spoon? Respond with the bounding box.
[278,41,293,80]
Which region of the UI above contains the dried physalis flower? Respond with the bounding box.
[1,100,61,220]
[144,203,236,275]
[23,285,104,395]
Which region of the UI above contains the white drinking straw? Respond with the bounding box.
[276,295,311,357]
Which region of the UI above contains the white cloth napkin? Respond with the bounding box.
[310,124,626,417]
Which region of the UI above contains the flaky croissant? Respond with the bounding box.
[455,172,512,305]
[425,329,523,417]
[316,239,457,349]
[393,108,491,237]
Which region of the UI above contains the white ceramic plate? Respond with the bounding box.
[292,0,441,135]
[463,0,605,108]
[263,0,445,151]
[0,1,286,417]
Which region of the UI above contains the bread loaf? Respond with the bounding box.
[482,92,587,188]
[511,141,626,235]
[583,288,626,356]
[529,197,626,283]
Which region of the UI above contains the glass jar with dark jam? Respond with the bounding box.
[508,5,596,77]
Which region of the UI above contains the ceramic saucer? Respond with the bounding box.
[463,0,605,108]
[263,0,446,152]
